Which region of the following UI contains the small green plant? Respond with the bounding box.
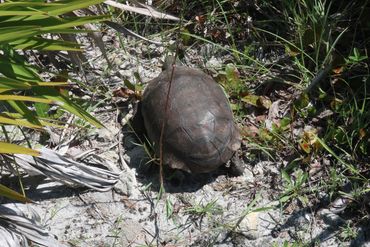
[185,199,222,217]
[322,167,346,199]
[272,239,310,247]
[220,63,245,96]
[165,197,174,219]
[345,47,368,65]
[339,222,358,241]
[108,215,125,246]
[280,169,309,205]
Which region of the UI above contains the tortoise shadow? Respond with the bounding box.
[122,118,233,193]
[124,142,232,193]
[0,175,89,202]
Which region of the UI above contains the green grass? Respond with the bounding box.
[184,198,222,219]
[1,0,363,244]
[143,0,369,243]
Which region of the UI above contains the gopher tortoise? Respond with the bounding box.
[141,59,241,173]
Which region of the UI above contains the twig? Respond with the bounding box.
[304,64,332,94]
[158,52,179,191]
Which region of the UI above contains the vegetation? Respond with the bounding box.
[0,1,107,202]
[0,0,369,245]
[139,0,369,244]
[123,0,369,221]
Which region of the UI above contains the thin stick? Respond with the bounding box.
[158,54,179,190]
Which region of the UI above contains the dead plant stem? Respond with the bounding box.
[159,53,179,190]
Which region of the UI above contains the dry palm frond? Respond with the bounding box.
[104,0,179,20]
[0,225,27,247]
[0,203,66,247]
[7,147,119,192]
[103,0,180,45]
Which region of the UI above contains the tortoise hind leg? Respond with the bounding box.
[225,150,245,176]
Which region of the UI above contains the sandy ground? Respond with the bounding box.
[7,27,369,247]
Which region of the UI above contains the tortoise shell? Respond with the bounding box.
[141,64,241,173]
